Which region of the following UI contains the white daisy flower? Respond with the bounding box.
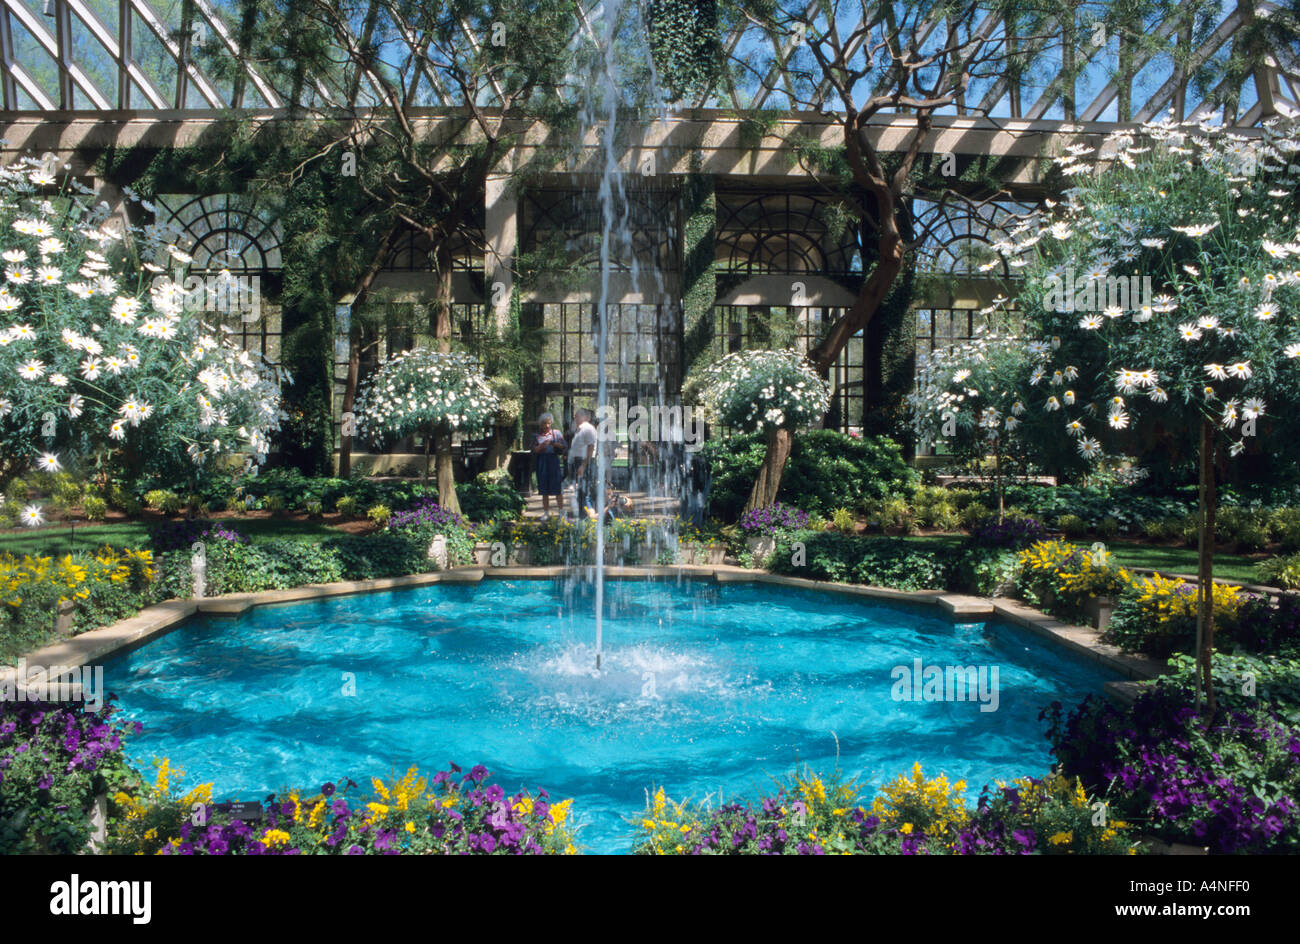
[36,452,61,473]
[17,359,44,380]
[1205,363,1229,380]
[20,504,44,527]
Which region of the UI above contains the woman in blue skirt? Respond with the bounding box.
[530,412,567,517]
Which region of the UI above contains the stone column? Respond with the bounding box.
[484,170,518,336]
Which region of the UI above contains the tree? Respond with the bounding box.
[197,0,578,476]
[908,324,1042,519]
[354,349,500,508]
[0,156,284,501]
[720,0,1069,379]
[695,349,830,510]
[1004,115,1300,715]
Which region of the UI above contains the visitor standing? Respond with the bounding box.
[529,412,567,518]
[569,407,599,519]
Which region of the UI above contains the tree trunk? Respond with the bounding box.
[337,225,397,478]
[423,427,433,485]
[339,328,362,478]
[481,425,513,472]
[436,432,459,515]
[431,244,458,513]
[1195,417,1218,717]
[744,427,794,513]
[995,443,1005,524]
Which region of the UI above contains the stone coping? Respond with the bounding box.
[2,566,1166,692]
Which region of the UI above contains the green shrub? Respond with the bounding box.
[324,533,432,580]
[457,478,525,522]
[0,502,17,528]
[769,532,951,590]
[5,478,29,502]
[336,496,360,518]
[264,494,285,515]
[1179,514,1201,546]
[1056,514,1088,538]
[1097,516,1120,540]
[945,488,981,511]
[1142,517,1178,541]
[367,504,392,528]
[831,507,855,533]
[703,430,918,521]
[50,474,84,506]
[143,489,183,515]
[930,504,962,532]
[947,545,1021,596]
[879,497,914,534]
[1257,554,1300,590]
[305,500,324,519]
[82,495,108,521]
[1271,509,1300,552]
[960,502,992,528]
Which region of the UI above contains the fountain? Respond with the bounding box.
[577,0,678,672]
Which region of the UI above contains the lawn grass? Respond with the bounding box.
[0,517,348,556]
[1105,541,1262,584]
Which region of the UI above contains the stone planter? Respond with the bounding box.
[1083,594,1115,631]
[509,544,532,566]
[86,793,108,854]
[702,544,726,565]
[473,542,494,567]
[426,534,449,570]
[638,543,659,565]
[744,535,776,564]
[53,599,76,637]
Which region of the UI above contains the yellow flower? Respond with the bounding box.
[1049,830,1073,846]
[900,822,914,834]
[260,829,291,847]
[405,821,416,834]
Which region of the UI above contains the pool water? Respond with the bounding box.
[102,578,1114,853]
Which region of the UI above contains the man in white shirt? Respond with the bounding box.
[568,407,598,519]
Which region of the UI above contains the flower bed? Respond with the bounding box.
[632,766,1136,855]
[109,761,575,856]
[1043,680,1300,853]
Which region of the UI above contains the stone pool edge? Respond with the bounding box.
[2,564,1165,701]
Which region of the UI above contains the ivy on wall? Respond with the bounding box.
[680,171,717,381]
[647,0,721,102]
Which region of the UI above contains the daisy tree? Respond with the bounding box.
[695,349,831,513]
[997,115,1300,714]
[354,349,501,513]
[908,323,1045,521]
[0,155,285,523]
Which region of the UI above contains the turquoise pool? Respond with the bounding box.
[102,578,1115,853]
